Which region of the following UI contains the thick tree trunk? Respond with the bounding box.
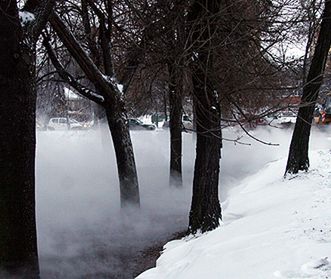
[188,71,222,233]
[105,103,140,207]
[285,0,331,175]
[168,64,183,187]
[0,2,39,277]
[188,0,222,234]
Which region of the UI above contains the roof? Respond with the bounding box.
[64,87,81,100]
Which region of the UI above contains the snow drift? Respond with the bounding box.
[137,149,331,279]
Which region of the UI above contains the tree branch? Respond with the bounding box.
[49,12,121,103]
[42,33,105,105]
[23,0,56,41]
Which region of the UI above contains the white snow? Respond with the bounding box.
[137,149,331,279]
[88,90,105,102]
[64,86,104,102]
[102,74,124,94]
[116,83,124,93]
[64,87,80,100]
[19,11,35,26]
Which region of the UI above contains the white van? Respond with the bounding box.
[47,117,83,130]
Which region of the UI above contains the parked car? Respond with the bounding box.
[276,111,296,126]
[47,117,85,130]
[127,118,156,130]
[182,115,193,130]
[242,115,269,129]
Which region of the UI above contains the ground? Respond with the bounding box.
[137,148,331,279]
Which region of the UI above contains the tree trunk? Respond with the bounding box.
[105,101,140,207]
[188,71,222,233]
[163,91,168,121]
[285,0,331,175]
[50,13,140,207]
[0,2,39,277]
[188,0,222,234]
[168,63,183,187]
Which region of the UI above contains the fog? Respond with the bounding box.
[35,125,331,278]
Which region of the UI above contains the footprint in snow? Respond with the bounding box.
[301,257,331,275]
[274,257,331,278]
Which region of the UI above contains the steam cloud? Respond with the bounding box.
[35,124,330,278]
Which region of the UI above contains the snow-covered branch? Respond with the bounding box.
[43,34,105,104]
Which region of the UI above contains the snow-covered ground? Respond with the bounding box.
[137,144,331,279]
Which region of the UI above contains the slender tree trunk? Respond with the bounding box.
[168,63,183,187]
[188,0,222,233]
[167,4,186,187]
[50,13,140,207]
[0,2,39,277]
[285,0,331,175]
[163,91,168,121]
[105,104,140,207]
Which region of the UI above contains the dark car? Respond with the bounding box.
[127,118,156,130]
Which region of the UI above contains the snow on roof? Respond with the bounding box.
[64,87,81,100]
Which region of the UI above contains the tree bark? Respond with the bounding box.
[105,104,140,207]
[188,73,222,233]
[167,3,186,187]
[0,2,39,277]
[285,0,331,175]
[188,0,222,233]
[168,63,183,187]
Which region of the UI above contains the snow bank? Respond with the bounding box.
[137,149,331,279]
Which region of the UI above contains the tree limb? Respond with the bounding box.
[42,33,105,105]
[23,0,56,42]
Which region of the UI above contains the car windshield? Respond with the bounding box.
[130,119,143,125]
[183,115,191,121]
[69,119,79,124]
[281,112,295,117]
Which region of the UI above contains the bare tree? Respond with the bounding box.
[45,2,140,207]
[285,0,331,174]
[186,0,294,233]
[157,1,188,187]
[188,0,223,233]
